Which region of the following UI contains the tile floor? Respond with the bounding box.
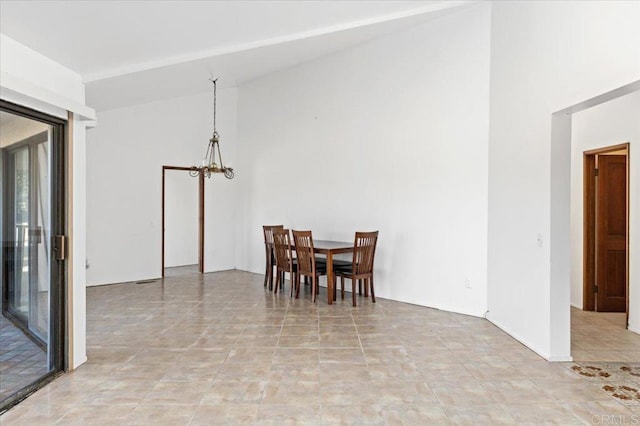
[0,314,48,402]
[571,308,639,362]
[1,268,639,425]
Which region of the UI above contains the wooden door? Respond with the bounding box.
[596,155,627,312]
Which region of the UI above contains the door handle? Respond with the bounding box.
[53,235,67,261]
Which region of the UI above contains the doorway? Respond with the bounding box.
[161,166,204,276]
[583,143,629,317]
[0,101,66,412]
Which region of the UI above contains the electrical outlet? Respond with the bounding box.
[465,278,472,289]
[537,233,543,248]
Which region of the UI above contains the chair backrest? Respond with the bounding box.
[263,225,283,245]
[292,230,316,276]
[272,228,293,270]
[352,231,379,275]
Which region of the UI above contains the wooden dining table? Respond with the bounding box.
[311,240,355,305]
[267,238,354,304]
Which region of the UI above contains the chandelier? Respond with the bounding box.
[190,78,234,179]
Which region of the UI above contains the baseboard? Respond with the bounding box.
[548,355,573,362]
[71,355,87,370]
[485,315,572,362]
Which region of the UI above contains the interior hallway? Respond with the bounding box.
[1,269,638,424]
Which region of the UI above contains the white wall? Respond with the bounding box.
[164,170,199,268]
[0,34,92,368]
[570,90,640,332]
[236,3,491,317]
[488,1,640,360]
[86,88,237,285]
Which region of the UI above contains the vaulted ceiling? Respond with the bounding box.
[1,0,474,111]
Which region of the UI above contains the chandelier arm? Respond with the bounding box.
[216,139,224,169]
[204,139,213,166]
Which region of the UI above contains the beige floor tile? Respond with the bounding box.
[280,325,319,336]
[463,361,528,381]
[417,362,474,382]
[430,381,498,406]
[319,332,361,348]
[201,380,266,404]
[178,348,231,364]
[479,380,556,404]
[262,380,321,405]
[563,400,638,424]
[160,362,220,382]
[269,363,320,382]
[225,348,275,363]
[142,380,211,404]
[443,403,514,425]
[319,381,380,406]
[362,347,410,364]
[319,348,366,364]
[368,362,422,381]
[190,403,260,425]
[112,362,175,380]
[129,348,185,364]
[80,379,157,404]
[321,405,386,425]
[255,403,321,425]
[318,363,373,383]
[215,362,273,381]
[234,334,280,347]
[57,404,138,426]
[122,404,197,425]
[278,334,320,348]
[534,379,615,402]
[509,360,582,382]
[500,402,584,425]
[273,347,319,364]
[0,403,70,425]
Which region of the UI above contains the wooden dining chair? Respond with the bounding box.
[292,230,327,302]
[262,225,283,290]
[272,228,296,295]
[334,231,379,307]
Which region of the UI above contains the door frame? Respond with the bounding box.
[583,142,630,323]
[0,99,66,412]
[161,166,204,276]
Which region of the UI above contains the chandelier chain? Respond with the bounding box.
[211,78,217,135]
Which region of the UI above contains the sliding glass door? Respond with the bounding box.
[0,101,65,412]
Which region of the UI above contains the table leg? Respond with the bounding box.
[327,251,333,305]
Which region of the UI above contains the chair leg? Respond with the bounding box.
[352,277,357,307]
[269,257,275,290]
[370,276,375,303]
[358,279,362,295]
[340,276,345,300]
[364,279,369,297]
[311,275,317,303]
[296,273,302,299]
[264,253,269,288]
